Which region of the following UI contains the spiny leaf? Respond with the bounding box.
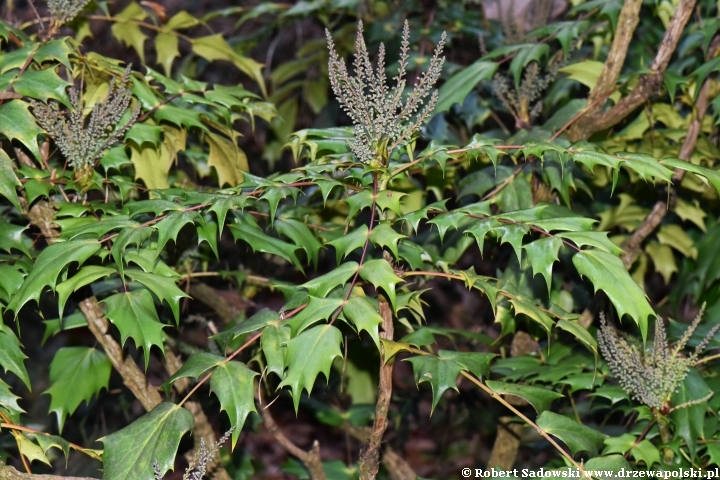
[56,266,116,318]
[0,99,44,159]
[0,378,24,418]
[124,269,188,324]
[6,239,101,316]
[434,60,498,112]
[164,352,224,391]
[110,2,148,62]
[275,218,322,268]
[343,297,383,350]
[557,231,623,255]
[192,34,267,97]
[0,149,22,210]
[572,249,654,340]
[262,324,290,379]
[229,216,302,272]
[327,225,368,263]
[404,354,465,413]
[556,320,597,360]
[285,296,344,335]
[523,236,563,293]
[0,328,30,389]
[102,402,193,480]
[300,262,358,297]
[210,361,259,448]
[12,67,72,107]
[439,350,496,380]
[494,224,529,264]
[359,259,403,310]
[212,308,280,350]
[111,226,154,277]
[0,216,29,255]
[155,210,200,254]
[369,223,406,259]
[536,411,606,456]
[261,186,301,224]
[44,347,111,432]
[278,324,343,412]
[508,297,554,333]
[102,289,167,369]
[485,380,563,414]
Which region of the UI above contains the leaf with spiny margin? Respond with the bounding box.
[327,225,368,263]
[300,262,358,297]
[261,186,301,224]
[508,297,554,333]
[486,381,563,414]
[345,190,374,219]
[197,217,218,257]
[60,217,139,240]
[111,226,154,276]
[572,249,653,341]
[529,216,597,232]
[465,218,500,256]
[660,158,720,193]
[17,434,50,465]
[13,67,72,107]
[523,237,562,293]
[0,378,24,418]
[0,328,30,389]
[0,217,29,255]
[369,223,405,259]
[155,210,199,254]
[192,34,267,97]
[6,239,100,316]
[56,266,116,318]
[124,269,188,324]
[163,352,224,394]
[44,347,111,432]
[494,224,529,264]
[229,217,302,271]
[401,328,437,347]
[155,32,179,76]
[29,433,71,464]
[399,200,448,234]
[359,259,403,310]
[275,218,322,268]
[616,152,674,183]
[102,402,193,480]
[536,411,605,456]
[263,324,290,379]
[0,100,44,159]
[343,297,383,350]
[102,289,167,369]
[212,308,280,350]
[195,194,251,235]
[404,354,465,413]
[0,149,22,210]
[557,231,623,255]
[556,320,597,360]
[285,297,344,335]
[439,350,496,380]
[278,324,343,412]
[645,242,677,284]
[428,211,468,241]
[210,361,258,448]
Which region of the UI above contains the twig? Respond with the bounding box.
[0,461,97,480]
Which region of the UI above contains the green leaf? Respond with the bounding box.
[262,324,290,379]
[536,411,606,456]
[124,269,188,324]
[656,224,697,259]
[102,290,167,369]
[111,226,154,277]
[154,210,199,254]
[102,402,193,480]
[0,149,22,210]
[7,239,101,316]
[557,231,623,255]
[229,218,302,272]
[56,266,116,318]
[510,44,550,86]
[439,350,496,380]
[203,194,252,235]
[376,190,406,216]
[300,262,358,297]
[485,380,563,414]
[13,67,72,107]
[44,347,111,432]
[523,236,562,293]
[584,455,632,475]
[434,60,498,112]
[508,297,554,333]
[192,34,267,97]
[369,223,406,259]
[277,324,343,412]
[164,352,224,390]
[210,361,259,448]
[630,439,661,467]
[275,218,322,268]
[359,259,403,310]
[603,433,636,455]
[212,308,280,350]
[559,61,621,102]
[556,320,597,360]
[327,225,368,263]
[343,297,383,350]
[660,158,720,194]
[572,249,654,340]
[0,328,30,389]
[404,354,465,413]
[671,368,712,459]
[0,100,44,159]
[110,2,149,62]
[645,242,677,284]
[0,217,29,255]
[0,378,24,418]
[285,296,343,335]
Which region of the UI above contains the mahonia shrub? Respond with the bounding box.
[0,0,719,479]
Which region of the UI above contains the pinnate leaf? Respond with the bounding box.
[210,361,259,448]
[124,269,188,324]
[359,259,403,310]
[343,297,383,349]
[485,380,563,414]
[102,402,193,480]
[301,262,358,297]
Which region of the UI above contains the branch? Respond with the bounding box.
[79,297,162,411]
[620,77,712,267]
[358,299,394,480]
[256,392,326,480]
[568,0,697,140]
[0,462,96,480]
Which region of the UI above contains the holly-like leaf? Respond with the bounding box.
[212,308,280,349]
[557,231,623,255]
[572,249,654,340]
[485,380,563,414]
[275,218,322,267]
[0,100,44,159]
[285,296,343,335]
[229,217,302,271]
[556,320,597,360]
[206,132,248,187]
[404,354,465,413]
[0,378,24,418]
[0,217,29,256]
[111,226,154,277]
[102,289,167,369]
[327,225,368,263]
[536,411,606,456]
[210,361,259,448]
[630,439,661,467]
[12,67,72,107]
[359,259,403,310]
[192,34,267,97]
[262,324,290,379]
[6,239,101,316]
[56,266,116,318]
[110,2,149,62]
[523,236,562,293]
[343,297,383,349]
[439,350,496,380]
[0,149,22,211]
[301,262,358,298]
[164,352,225,390]
[671,368,712,459]
[0,327,30,390]
[278,324,343,412]
[155,33,179,76]
[154,210,200,254]
[584,455,632,475]
[44,347,111,432]
[102,402,193,480]
[124,269,188,324]
[508,297,554,333]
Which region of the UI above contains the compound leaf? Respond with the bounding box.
[210,361,259,448]
[124,269,189,324]
[0,327,30,389]
[536,411,606,456]
[486,380,563,414]
[404,354,465,413]
[359,259,403,310]
[343,296,383,349]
